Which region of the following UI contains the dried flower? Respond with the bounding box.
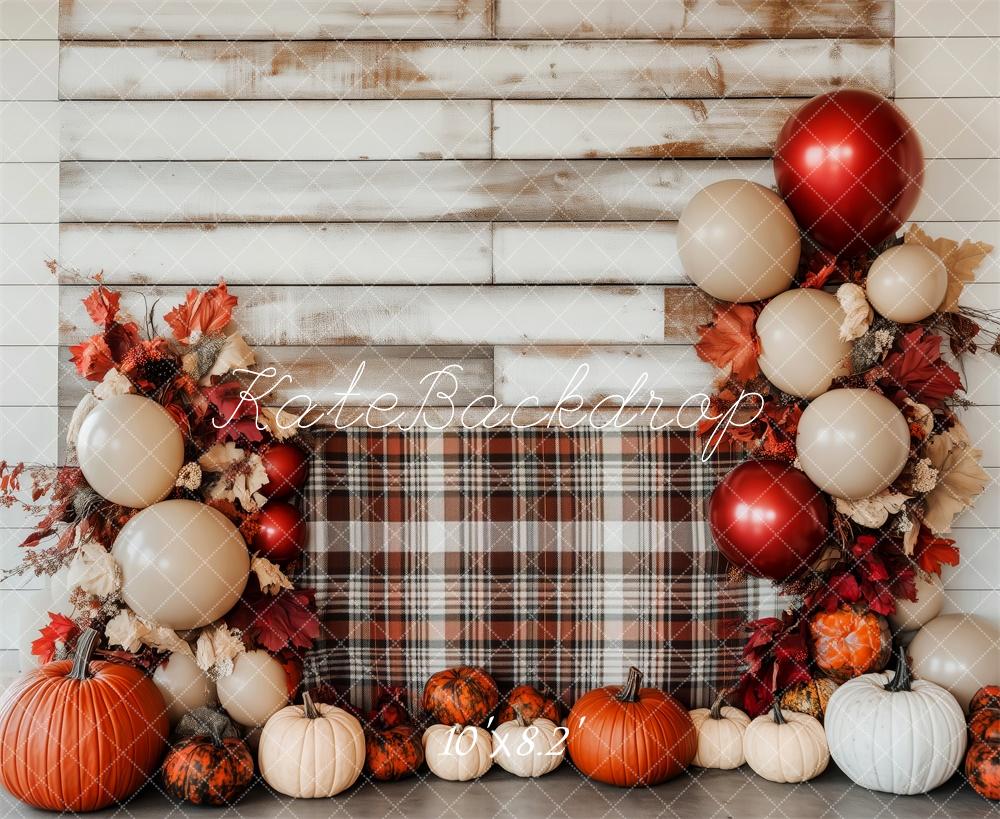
[201,333,255,384]
[175,462,202,491]
[66,539,120,598]
[837,283,873,341]
[195,623,245,680]
[66,393,99,449]
[93,368,133,400]
[105,609,145,652]
[910,458,939,493]
[251,555,294,595]
[835,489,911,529]
[260,406,300,441]
[198,441,245,473]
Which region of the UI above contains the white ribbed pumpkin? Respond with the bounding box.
[825,648,966,795]
[492,712,565,777]
[258,693,365,798]
[423,724,493,781]
[743,702,829,783]
[689,694,751,769]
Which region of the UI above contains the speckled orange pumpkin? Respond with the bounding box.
[497,684,561,724]
[422,666,499,726]
[366,725,424,781]
[780,677,839,721]
[809,607,891,681]
[162,735,254,806]
[966,741,1000,800]
[971,686,1000,714]
[970,709,1000,744]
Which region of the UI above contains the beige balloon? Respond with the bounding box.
[796,389,910,501]
[866,245,947,323]
[678,179,800,303]
[909,614,1000,712]
[888,572,945,635]
[217,650,290,727]
[153,652,217,724]
[76,394,184,508]
[112,499,250,630]
[756,289,852,398]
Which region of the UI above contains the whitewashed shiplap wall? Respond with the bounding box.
[0,0,997,680]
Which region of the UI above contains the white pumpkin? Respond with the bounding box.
[825,648,966,795]
[743,702,829,783]
[259,693,365,798]
[689,695,751,769]
[423,724,493,781]
[492,711,565,777]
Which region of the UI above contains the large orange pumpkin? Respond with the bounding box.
[422,666,499,726]
[566,667,696,787]
[366,724,424,781]
[497,684,561,724]
[0,628,169,812]
[809,607,891,681]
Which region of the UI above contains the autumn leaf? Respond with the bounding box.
[31,612,79,664]
[922,425,989,533]
[82,286,121,328]
[226,580,320,653]
[882,328,963,406]
[914,529,960,575]
[164,281,238,344]
[695,304,760,382]
[905,225,994,313]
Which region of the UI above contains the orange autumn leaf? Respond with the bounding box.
[695,304,760,382]
[69,333,116,382]
[82,286,121,328]
[164,281,238,344]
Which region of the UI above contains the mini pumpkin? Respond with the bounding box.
[742,701,829,784]
[966,741,1000,800]
[971,686,1000,714]
[422,666,500,726]
[970,709,1000,744]
[809,606,891,681]
[780,677,839,721]
[366,724,424,782]
[492,709,565,778]
[497,684,561,724]
[162,711,254,806]
[688,693,750,769]
[423,724,494,781]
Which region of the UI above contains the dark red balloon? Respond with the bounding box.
[774,89,924,255]
[253,501,306,563]
[260,443,308,499]
[708,459,829,581]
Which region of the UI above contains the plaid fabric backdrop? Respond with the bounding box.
[301,427,778,711]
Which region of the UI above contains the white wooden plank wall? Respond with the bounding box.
[1,0,997,672]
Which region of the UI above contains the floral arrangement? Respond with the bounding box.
[696,226,996,716]
[0,280,318,680]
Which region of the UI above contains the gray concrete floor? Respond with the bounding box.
[3,764,997,819]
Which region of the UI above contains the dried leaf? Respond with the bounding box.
[695,304,760,383]
[922,426,990,533]
[164,282,238,344]
[905,226,993,313]
[882,328,963,406]
[82,286,121,328]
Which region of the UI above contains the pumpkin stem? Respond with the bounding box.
[885,645,913,693]
[770,697,786,726]
[709,690,728,720]
[302,691,320,719]
[514,705,531,728]
[68,627,99,681]
[616,667,643,703]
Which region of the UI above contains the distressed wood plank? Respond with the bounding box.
[58,40,892,100]
[58,345,494,407]
[59,0,493,39]
[58,222,492,285]
[59,159,773,222]
[493,98,799,159]
[60,285,711,345]
[496,0,893,38]
[60,100,492,161]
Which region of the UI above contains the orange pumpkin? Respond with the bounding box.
[966,741,1000,800]
[780,677,839,721]
[0,628,168,812]
[497,684,561,724]
[809,607,891,681]
[970,709,1000,744]
[366,724,424,781]
[971,686,1000,714]
[566,667,696,787]
[162,734,254,805]
[422,666,499,726]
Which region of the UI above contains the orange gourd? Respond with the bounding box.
[566,667,696,787]
[162,735,254,805]
[809,607,891,681]
[366,724,425,781]
[422,666,499,726]
[966,741,1000,800]
[970,709,1000,744]
[0,628,169,812]
[971,686,1000,714]
[497,684,561,724]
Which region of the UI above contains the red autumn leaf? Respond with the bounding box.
[204,379,265,444]
[914,531,960,576]
[801,258,838,289]
[31,612,79,664]
[882,328,963,406]
[164,281,238,344]
[82,286,121,328]
[695,304,760,383]
[69,334,116,382]
[226,580,320,653]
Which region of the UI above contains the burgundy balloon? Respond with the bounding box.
[253,501,307,563]
[774,89,924,255]
[259,443,309,499]
[708,459,829,581]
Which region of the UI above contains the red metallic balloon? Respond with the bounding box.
[774,89,924,255]
[253,501,306,563]
[259,443,308,499]
[708,459,829,581]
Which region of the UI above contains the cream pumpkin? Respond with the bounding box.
[743,702,829,783]
[492,711,565,778]
[423,724,493,781]
[689,694,751,769]
[258,693,365,798]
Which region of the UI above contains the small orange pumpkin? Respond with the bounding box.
[970,709,1000,744]
[366,724,425,781]
[780,677,839,721]
[971,686,1000,714]
[162,736,253,805]
[809,607,891,681]
[422,666,499,726]
[497,684,561,724]
[966,741,1000,800]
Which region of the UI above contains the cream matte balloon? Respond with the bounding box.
[678,179,800,303]
[866,245,947,323]
[153,652,216,724]
[796,389,910,501]
[112,499,249,630]
[756,289,852,398]
[888,572,945,635]
[909,614,1000,712]
[76,394,184,508]
[217,651,290,727]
